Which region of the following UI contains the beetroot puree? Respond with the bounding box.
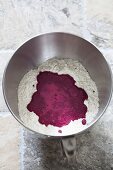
[27,71,88,127]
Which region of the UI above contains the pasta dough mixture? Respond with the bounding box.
[18,58,99,136]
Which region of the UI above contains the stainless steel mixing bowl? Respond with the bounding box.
[3,32,112,137]
[3,32,113,160]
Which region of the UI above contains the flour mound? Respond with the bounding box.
[18,58,99,136]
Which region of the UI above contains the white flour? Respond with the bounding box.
[18,58,99,136]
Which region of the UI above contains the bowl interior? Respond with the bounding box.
[3,33,112,136]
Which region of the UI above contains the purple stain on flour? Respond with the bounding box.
[27,71,88,127]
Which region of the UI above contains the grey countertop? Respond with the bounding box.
[0,0,113,170]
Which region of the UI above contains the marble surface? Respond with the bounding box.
[0,0,113,170]
[0,115,20,170]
